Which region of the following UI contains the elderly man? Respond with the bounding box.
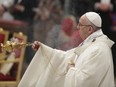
[18,12,115,87]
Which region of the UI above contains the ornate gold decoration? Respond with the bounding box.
[1,41,32,52]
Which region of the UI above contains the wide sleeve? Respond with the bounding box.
[18,43,66,87]
[18,43,54,87]
[64,43,113,87]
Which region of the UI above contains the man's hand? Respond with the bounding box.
[32,41,40,51]
[66,62,75,72]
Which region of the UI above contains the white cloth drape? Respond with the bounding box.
[18,29,115,87]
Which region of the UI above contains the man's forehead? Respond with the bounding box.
[79,15,87,23]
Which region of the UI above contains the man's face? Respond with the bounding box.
[77,15,91,40]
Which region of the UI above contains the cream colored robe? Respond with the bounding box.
[18,29,115,87]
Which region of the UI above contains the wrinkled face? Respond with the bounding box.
[77,15,93,40]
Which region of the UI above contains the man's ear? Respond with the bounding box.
[88,26,94,34]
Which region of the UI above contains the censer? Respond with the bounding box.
[1,41,32,52]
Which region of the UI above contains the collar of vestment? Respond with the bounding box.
[80,29,103,46]
[74,29,104,55]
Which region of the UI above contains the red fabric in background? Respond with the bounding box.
[0,73,16,81]
[61,17,74,36]
[0,34,5,53]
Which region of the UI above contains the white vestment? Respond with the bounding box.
[18,29,115,87]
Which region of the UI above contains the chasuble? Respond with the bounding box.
[18,30,115,87]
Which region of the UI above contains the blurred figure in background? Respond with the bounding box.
[45,15,82,50]
[111,0,116,78]
[0,0,14,20]
[65,0,93,17]
[0,0,38,23]
[0,0,39,64]
[93,0,116,77]
[93,0,113,37]
[61,29,82,50]
[33,0,64,44]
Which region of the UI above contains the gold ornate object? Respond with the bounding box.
[1,41,32,52]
